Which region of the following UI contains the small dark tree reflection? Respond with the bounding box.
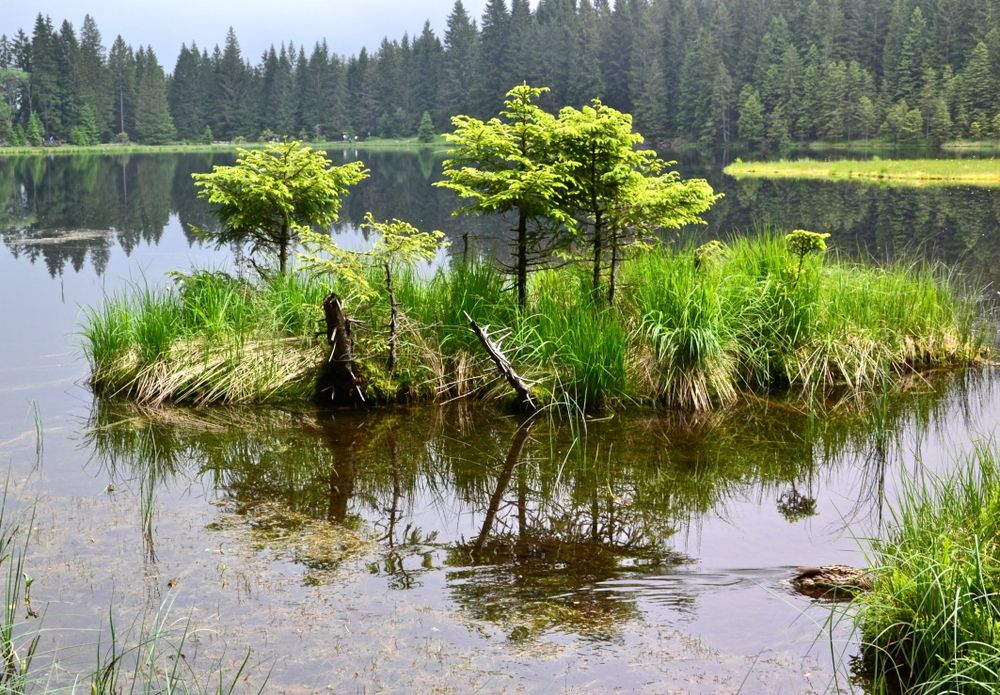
[367,423,439,591]
[777,486,818,522]
[444,417,690,642]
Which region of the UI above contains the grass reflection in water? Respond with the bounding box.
[85,371,970,646]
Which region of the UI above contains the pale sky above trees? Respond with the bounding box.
[2,0,501,65]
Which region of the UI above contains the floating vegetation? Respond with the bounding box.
[210,500,373,586]
[724,158,1000,188]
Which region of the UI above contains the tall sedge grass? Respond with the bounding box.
[83,271,328,405]
[627,249,737,409]
[857,444,1000,694]
[82,230,987,410]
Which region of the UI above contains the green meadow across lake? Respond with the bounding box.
[724,158,1000,187]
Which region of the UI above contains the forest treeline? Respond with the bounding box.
[1,0,999,148]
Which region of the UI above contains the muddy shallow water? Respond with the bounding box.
[1,151,999,693]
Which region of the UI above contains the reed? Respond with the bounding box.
[857,444,1000,693]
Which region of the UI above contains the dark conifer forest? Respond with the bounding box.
[1,0,999,147]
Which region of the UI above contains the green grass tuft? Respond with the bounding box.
[858,444,1000,693]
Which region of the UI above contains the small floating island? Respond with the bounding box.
[83,96,991,413]
[83,227,988,412]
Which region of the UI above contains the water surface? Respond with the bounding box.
[0,150,999,692]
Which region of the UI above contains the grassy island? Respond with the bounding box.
[82,232,986,411]
[724,158,1000,187]
[81,96,989,413]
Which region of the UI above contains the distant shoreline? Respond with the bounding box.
[0,136,451,157]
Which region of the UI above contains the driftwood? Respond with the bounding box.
[464,311,536,412]
[318,293,364,404]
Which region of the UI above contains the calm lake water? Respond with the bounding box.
[0,149,999,692]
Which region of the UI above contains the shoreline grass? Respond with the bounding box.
[857,444,1000,693]
[0,136,450,158]
[724,157,1000,187]
[81,231,988,411]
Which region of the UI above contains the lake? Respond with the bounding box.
[0,148,998,692]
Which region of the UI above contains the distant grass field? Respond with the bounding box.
[941,138,1000,152]
[724,158,1000,187]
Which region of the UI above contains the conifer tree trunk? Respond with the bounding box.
[592,210,604,298]
[385,262,398,376]
[608,227,619,307]
[278,223,289,274]
[516,209,528,309]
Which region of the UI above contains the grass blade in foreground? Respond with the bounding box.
[857,444,1000,693]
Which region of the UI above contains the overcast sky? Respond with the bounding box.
[2,1,499,68]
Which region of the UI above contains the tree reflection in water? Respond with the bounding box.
[2,151,998,287]
[83,372,975,641]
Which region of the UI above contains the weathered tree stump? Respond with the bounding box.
[317,293,364,404]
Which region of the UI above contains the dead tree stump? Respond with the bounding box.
[317,293,364,404]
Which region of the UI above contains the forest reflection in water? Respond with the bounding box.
[0,150,998,286]
[85,370,979,646]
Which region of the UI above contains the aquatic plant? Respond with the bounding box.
[857,444,1000,693]
[0,483,36,692]
[82,271,327,405]
[0,464,267,692]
